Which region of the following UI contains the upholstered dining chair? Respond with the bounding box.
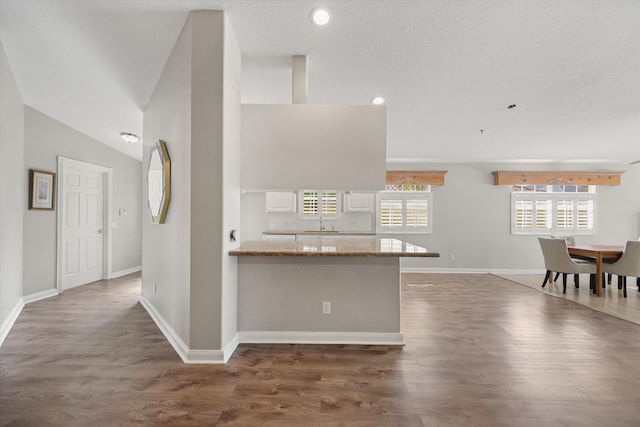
[539,237,596,293]
[550,235,577,283]
[600,240,640,298]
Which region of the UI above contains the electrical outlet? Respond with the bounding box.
[322,301,331,314]
[450,254,455,261]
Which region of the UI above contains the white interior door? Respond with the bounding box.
[61,164,104,290]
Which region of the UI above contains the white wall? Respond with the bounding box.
[188,11,241,350]
[220,14,242,352]
[393,162,640,272]
[22,107,142,295]
[0,39,24,337]
[242,104,387,191]
[142,11,241,358]
[142,16,193,345]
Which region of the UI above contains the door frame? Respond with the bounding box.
[56,156,113,293]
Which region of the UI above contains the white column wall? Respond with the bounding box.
[142,11,241,360]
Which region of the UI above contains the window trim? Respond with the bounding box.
[299,190,341,219]
[511,192,597,235]
[376,190,433,234]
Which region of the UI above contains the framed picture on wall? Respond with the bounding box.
[29,169,56,210]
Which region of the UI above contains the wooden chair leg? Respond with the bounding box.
[590,274,596,291]
[601,273,606,289]
[608,273,612,284]
[623,276,627,298]
[554,272,560,282]
[637,277,640,292]
[618,276,623,290]
[542,270,551,288]
[574,274,579,288]
[562,273,568,293]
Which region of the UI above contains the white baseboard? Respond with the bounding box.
[238,331,405,346]
[223,333,240,363]
[0,298,24,347]
[23,288,59,304]
[112,266,141,279]
[139,294,233,364]
[489,269,545,275]
[401,267,545,275]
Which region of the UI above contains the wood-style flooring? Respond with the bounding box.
[498,273,640,326]
[1,273,640,426]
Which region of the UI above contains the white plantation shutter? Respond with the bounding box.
[514,199,533,230]
[303,191,319,215]
[556,199,574,230]
[300,191,340,218]
[535,199,552,230]
[406,199,428,229]
[576,198,593,230]
[378,190,432,233]
[321,192,338,215]
[381,199,403,229]
[511,190,595,235]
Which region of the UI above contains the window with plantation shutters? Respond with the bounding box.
[380,199,403,229]
[556,199,574,230]
[303,191,319,215]
[377,186,432,234]
[300,191,340,218]
[576,199,594,230]
[511,186,595,235]
[406,199,428,229]
[320,192,338,215]
[514,199,533,230]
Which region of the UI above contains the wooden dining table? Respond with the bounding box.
[567,244,624,297]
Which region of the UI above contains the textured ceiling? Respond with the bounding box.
[1,0,639,163]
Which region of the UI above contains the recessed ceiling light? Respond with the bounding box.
[120,132,140,144]
[371,97,385,105]
[310,8,331,26]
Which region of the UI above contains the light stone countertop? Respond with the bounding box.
[229,238,439,257]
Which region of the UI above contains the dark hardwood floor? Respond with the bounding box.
[1,273,639,426]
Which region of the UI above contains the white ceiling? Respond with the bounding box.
[1,0,639,163]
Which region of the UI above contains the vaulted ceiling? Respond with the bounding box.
[1,0,639,163]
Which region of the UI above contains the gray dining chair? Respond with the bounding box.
[550,235,578,283]
[600,240,640,298]
[539,237,596,293]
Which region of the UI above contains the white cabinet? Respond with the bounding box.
[295,233,375,241]
[295,234,322,242]
[265,192,297,213]
[343,192,374,212]
[263,234,296,241]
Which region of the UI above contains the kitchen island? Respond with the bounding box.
[230,238,439,345]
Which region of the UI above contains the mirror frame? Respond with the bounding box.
[148,139,171,224]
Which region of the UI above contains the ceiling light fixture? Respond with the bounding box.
[120,132,140,144]
[310,8,331,26]
[371,96,385,105]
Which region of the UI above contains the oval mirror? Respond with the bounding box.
[147,140,171,224]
